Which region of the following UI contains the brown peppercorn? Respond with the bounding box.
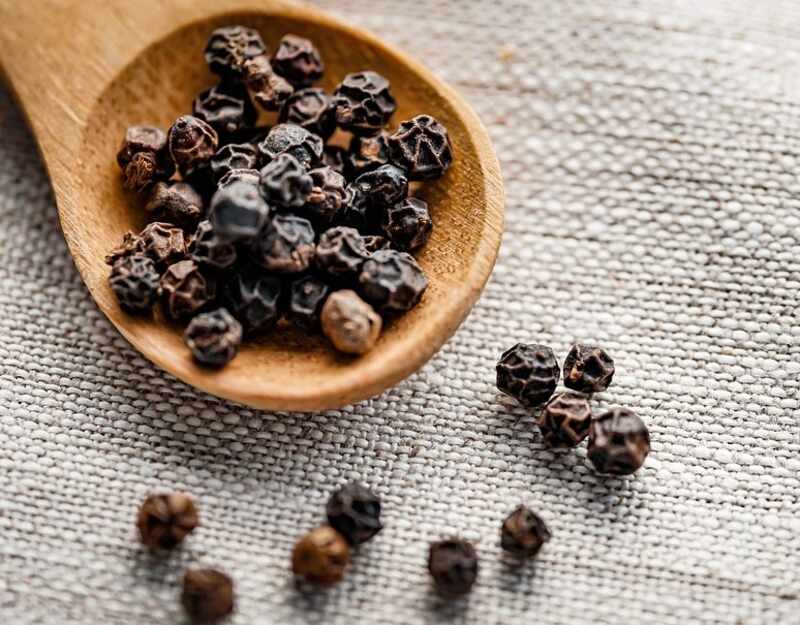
[388,114,453,181]
[243,54,294,111]
[538,392,592,448]
[428,539,478,598]
[358,249,428,313]
[184,308,242,367]
[322,145,348,177]
[160,260,216,320]
[588,408,651,475]
[321,290,382,355]
[333,71,396,136]
[204,24,266,79]
[116,125,174,192]
[192,82,257,137]
[168,115,219,177]
[563,344,615,393]
[181,568,234,623]
[500,505,551,559]
[145,181,204,230]
[109,254,160,312]
[496,343,560,408]
[291,526,350,586]
[326,482,382,545]
[271,34,324,87]
[105,231,144,265]
[346,132,390,177]
[361,234,391,253]
[305,166,348,225]
[250,214,315,274]
[279,87,336,140]
[139,221,188,269]
[382,197,433,252]
[315,226,370,281]
[136,492,198,550]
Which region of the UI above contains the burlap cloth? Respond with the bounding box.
[1,1,799,623]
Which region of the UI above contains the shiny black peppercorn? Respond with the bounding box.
[326,482,382,545]
[305,166,348,225]
[333,71,396,136]
[208,180,270,242]
[250,213,315,274]
[184,308,243,367]
[500,506,551,559]
[315,226,370,280]
[192,82,257,137]
[279,87,336,140]
[204,25,266,79]
[287,276,330,329]
[189,220,237,270]
[588,408,651,475]
[181,568,235,623]
[563,344,615,393]
[346,132,390,177]
[109,254,160,312]
[382,197,432,251]
[338,183,374,232]
[258,153,313,208]
[257,123,323,170]
[222,269,283,334]
[428,539,478,598]
[353,164,409,210]
[358,249,428,313]
[271,34,324,87]
[136,492,199,550]
[496,343,560,408]
[538,392,592,448]
[388,114,453,180]
[209,143,260,183]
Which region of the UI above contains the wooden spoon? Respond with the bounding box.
[0,0,504,411]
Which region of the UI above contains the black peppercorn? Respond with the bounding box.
[287,276,330,329]
[321,290,382,354]
[192,82,257,137]
[500,506,551,559]
[358,249,428,313]
[217,167,260,189]
[160,260,216,320]
[338,183,374,232]
[105,231,144,266]
[496,343,560,408]
[243,54,294,111]
[587,408,651,475]
[208,180,270,242]
[250,213,315,273]
[333,71,396,136]
[353,164,409,210]
[136,492,199,550]
[428,539,478,598]
[322,145,348,177]
[116,126,174,192]
[109,254,160,312]
[209,143,260,183]
[257,123,323,170]
[279,87,336,140]
[258,153,313,208]
[326,482,382,545]
[346,132,390,177]
[189,220,238,270]
[291,526,350,586]
[271,34,324,87]
[315,226,370,280]
[145,181,204,231]
[305,166,348,225]
[563,344,615,393]
[139,221,188,269]
[388,114,453,180]
[181,568,235,623]
[184,308,243,367]
[168,115,219,177]
[382,197,432,251]
[361,234,391,253]
[204,25,266,79]
[222,269,283,334]
[538,392,592,448]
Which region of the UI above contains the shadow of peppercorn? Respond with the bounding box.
[496,557,540,592]
[423,589,472,621]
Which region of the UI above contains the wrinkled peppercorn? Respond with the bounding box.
[353,164,409,210]
[321,290,382,354]
[496,343,560,408]
[347,132,390,177]
[382,197,432,251]
[271,34,324,87]
[563,344,615,393]
[208,180,270,242]
[217,167,260,189]
[136,492,199,550]
[587,408,651,475]
[388,114,453,181]
[315,226,370,280]
[291,526,349,586]
[428,539,478,598]
[181,568,235,623]
[322,145,348,176]
[338,183,374,232]
[250,213,315,273]
[326,482,382,545]
[222,269,283,334]
[257,123,323,170]
[109,254,160,311]
[193,82,257,137]
[258,153,313,208]
[204,25,266,79]
[305,166,348,225]
[209,143,260,183]
[184,308,243,367]
[359,249,428,313]
[334,71,396,136]
[139,221,188,268]
[500,506,551,559]
[243,54,294,111]
[105,231,144,265]
[116,126,174,192]
[538,392,592,448]
[287,276,330,329]
[361,234,391,253]
[168,115,219,177]
[279,88,336,140]
[160,260,216,320]
[145,181,204,230]
[189,220,237,270]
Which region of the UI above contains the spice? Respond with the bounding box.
[496,343,560,408]
[250,213,315,274]
[116,125,174,192]
[192,82,256,137]
[352,163,409,209]
[145,181,204,230]
[305,166,348,225]
[217,167,260,189]
[315,226,370,280]
[428,539,478,598]
[136,492,198,550]
[184,308,242,367]
[361,234,391,253]
[271,34,324,87]
[209,143,260,183]
[538,392,592,448]
[208,180,270,242]
[189,220,238,270]
[105,231,144,266]
[109,254,160,312]
[587,408,650,475]
[258,152,313,208]
[358,249,428,313]
[321,290,382,355]
[563,344,615,393]
[279,87,337,140]
[500,505,551,559]
[139,221,187,268]
[168,115,219,177]
[160,260,216,320]
[222,269,283,334]
[322,145,348,176]
[291,526,350,586]
[382,197,432,251]
[243,54,294,111]
[257,123,323,170]
[288,276,330,329]
[181,568,235,623]
[326,482,383,545]
[346,132,390,177]
[388,114,453,180]
[339,183,374,232]
[204,25,266,79]
[334,71,396,136]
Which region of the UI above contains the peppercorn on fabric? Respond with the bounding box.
[1,0,799,624]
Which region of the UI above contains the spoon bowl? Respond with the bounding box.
[0,0,503,411]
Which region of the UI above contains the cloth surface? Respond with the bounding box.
[2,0,800,623]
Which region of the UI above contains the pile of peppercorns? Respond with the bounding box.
[108,26,453,366]
[497,343,652,475]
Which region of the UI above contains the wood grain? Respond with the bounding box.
[0,0,504,411]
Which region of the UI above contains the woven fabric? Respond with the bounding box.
[2,0,800,623]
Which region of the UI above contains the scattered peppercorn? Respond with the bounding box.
[181,568,235,623]
[496,343,560,408]
[208,180,270,242]
[291,526,350,586]
[428,539,478,598]
[204,25,266,79]
[326,482,383,545]
[538,392,592,448]
[160,260,216,320]
[271,34,324,87]
[109,254,160,312]
[315,226,370,280]
[321,290,382,354]
[382,197,432,251]
[184,308,243,367]
[563,344,615,393]
[334,71,396,136]
[258,152,313,208]
[388,114,453,180]
[243,54,294,111]
[193,82,256,137]
[136,492,199,550]
[587,407,651,475]
[145,181,204,230]
[500,506,551,559]
[222,269,283,334]
[250,213,315,274]
[359,249,428,313]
